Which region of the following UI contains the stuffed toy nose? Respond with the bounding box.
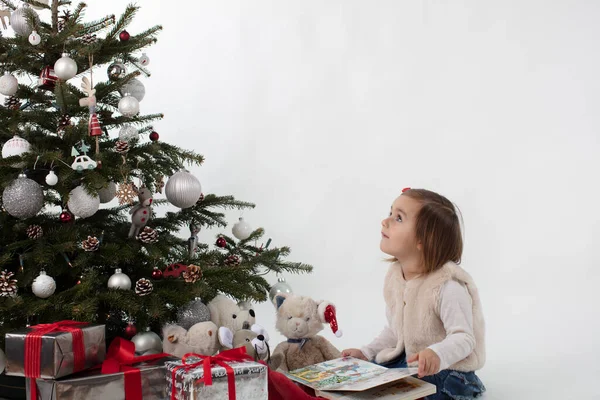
[257,334,264,341]
[242,321,250,330]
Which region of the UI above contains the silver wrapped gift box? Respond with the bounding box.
[5,323,106,379]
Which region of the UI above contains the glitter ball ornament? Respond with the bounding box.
[81,236,100,252]
[32,270,56,299]
[0,72,18,96]
[165,170,202,209]
[59,208,73,223]
[0,270,18,297]
[176,299,211,330]
[119,125,139,142]
[125,322,137,338]
[9,5,39,36]
[149,130,159,141]
[151,266,163,280]
[118,94,139,117]
[216,237,227,248]
[114,140,130,154]
[108,268,131,290]
[2,135,31,166]
[224,255,241,266]
[28,30,41,45]
[98,181,117,203]
[182,264,202,283]
[269,276,293,304]
[137,226,158,244]
[119,30,130,41]
[2,174,44,219]
[131,331,162,356]
[45,170,58,186]
[67,186,100,219]
[107,62,126,81]
[54,53,78,81]
[119,78,145,102]
[26,224,43,239]
[232,217,252,240]
[135,278,153,296]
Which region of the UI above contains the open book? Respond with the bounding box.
[285,356,430,392]
[314,376,436,400]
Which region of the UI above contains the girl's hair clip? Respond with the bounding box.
[402,187,411,193]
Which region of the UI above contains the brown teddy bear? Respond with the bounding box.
[162,321,220,358]
[271,293,343,372]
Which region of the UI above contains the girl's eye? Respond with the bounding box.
[396,215,402,222]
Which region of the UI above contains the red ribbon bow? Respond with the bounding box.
[170,347,254,400]
[101,337,170,400]
[25,320,89,399]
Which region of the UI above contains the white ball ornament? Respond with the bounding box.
[0,72,18,96]
[165,170,202,209]
[54,53,78,80]
[232,217,252,240]
[108,268,131,290]
[119,125,139,142]
[9,5,39,37]
[139,53,150,66]
[28,30,41,45]
[118,94,139,117]
[32,270,56,299]
[67,186,100,219]
[45,170,58,186]
[2,135,30,167]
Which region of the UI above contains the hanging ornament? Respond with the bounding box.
[156,176,164,194]
[3,174,44,219]
[81,236,100,252]
[114,140,130,154]
[118,94,139,117]
[137,226,158,244]
[269,275,293,304]
[107,62,126,81]
[108,268,131,290]
[215,236,227,248]
[149,130,159,142]
[59,208,73,223]
[119,78,145,102]
[131,331,162,356]
[30,0,49,10]
[4,95,21,111]
[1,135,30,167]
[98,181,117,203]
[119,29,130,41]
[135,278,153,296]
[57,114,72,135]
[67,186,100,219]
[81,33,98,45]
[182,264,202,283]
[9,5,38,36]
[32,270,56,299]
[138,53,150,66]
[71,144,97,172]
[79,77,102,141]
[0,72,18,96]
[45,170,58,186]
[124,322,137,338]
[165,169,202,209]
[197,193,205,203]
[57,10,70,32]
[26,224,43,239]
[151,266,163,280]
[224,255,241,266]
[0,270,18,297]
[129,186,153,238]
[38,66,58,90]
[176,299,211,330]
[28,30,41,45]
[119,125,139,142]
[116,182,137,205]
[232,217,252,240]
[187,223,200,258]
[54,53,78,81]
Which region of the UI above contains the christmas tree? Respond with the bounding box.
[0,0,312,347]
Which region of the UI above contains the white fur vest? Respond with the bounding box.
[374,261,486,372]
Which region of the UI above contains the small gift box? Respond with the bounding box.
[166,348,268,400]
[38,66,58,90]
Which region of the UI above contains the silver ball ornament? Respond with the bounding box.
[28,30,41,45]
[131,331,163,356]
[0,72,18,96]
[9,6,39,37]
[98,181,117,203]
[118,94,140,117]
[2,174,44,219]
[54,53,78,80]
[32,270,56,299]
[269,276,293,305]
[176,299,211,330]
[108,268,131,290]
[119,125,139,142]
[107,62,126,81]
[232,217,252,240]
[165,170,202,209]
[67,186,100,219]
[119,78,145,102]
[45,170,58,186]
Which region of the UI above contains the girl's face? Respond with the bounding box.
[380,195,422,264]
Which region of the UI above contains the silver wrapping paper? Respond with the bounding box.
[166,358,268,400]
[26,356,178,400]
[5,324,106,379]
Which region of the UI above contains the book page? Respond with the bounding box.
[315,376,437,400]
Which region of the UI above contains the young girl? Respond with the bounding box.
[342,188,486,400]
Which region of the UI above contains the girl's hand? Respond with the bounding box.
[407,349,441,377]
[341,348,368,361]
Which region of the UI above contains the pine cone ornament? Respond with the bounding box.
[224,255,241,266]
[4,96,21,110]
[137,226,158,244]
[115,140,130,154]
[135,278,153,296]
[26,225,43,239]
[0,270,18,297]
[58,114,71,132]
[57,10,70,32]
[182,264,202,283]
[81,236,100,252]
[81,33,98,45]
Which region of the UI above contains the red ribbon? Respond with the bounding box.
[101,337,170,400]
[25,320,89,399]
[170,347,254,400]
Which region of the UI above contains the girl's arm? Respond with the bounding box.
[360,305,397,361]
[428,280,476,370]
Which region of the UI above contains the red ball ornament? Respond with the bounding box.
[216,237,227,248]
[151,266,163,280]
[119,30,130,42]
[124,322,137,338]
[59,209,74,223]
[149,131,159,141]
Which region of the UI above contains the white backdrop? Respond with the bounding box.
[6,1,600,398]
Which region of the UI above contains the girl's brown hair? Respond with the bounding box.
[402,189,463,273]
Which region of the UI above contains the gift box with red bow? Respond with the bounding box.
[166,348,268,400]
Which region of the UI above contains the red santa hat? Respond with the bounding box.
[318,301,343,338]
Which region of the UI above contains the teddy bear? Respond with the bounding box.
[162,321,220,358]
[128,186,153,238]
[207,295,256,332]
[271,293,343,372]
[217,323,274,362]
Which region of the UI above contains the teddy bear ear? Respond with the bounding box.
[218,326,234,349]
[274,293,288,310]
